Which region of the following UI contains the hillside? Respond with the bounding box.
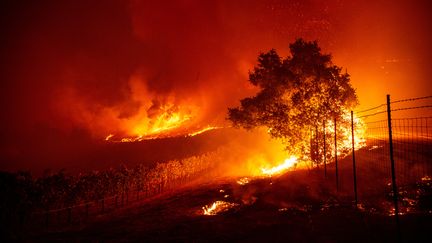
[26,154,432,242]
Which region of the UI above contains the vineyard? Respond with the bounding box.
[0,150,225,236]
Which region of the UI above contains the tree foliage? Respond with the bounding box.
[228,39,358,156]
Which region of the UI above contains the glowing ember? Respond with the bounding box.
[421,175,431,183]
[236,177,250,185]
[202,201,238,215]
[388,207,405,216]
[261,156,298,176]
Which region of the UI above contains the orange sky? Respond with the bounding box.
[0,0,431,171]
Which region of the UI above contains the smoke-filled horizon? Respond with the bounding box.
[1,0,431,171]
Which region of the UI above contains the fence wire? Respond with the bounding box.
[391,117,432,185]
[351,95,432,217]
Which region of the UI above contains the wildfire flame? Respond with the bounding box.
[236,177,250,185]
[261,156,298,176]
[188,126,222,137]
[131,107,193,137]
[339,111,367,154]
[202,201,238,215]
[312,110,367,159]
[105,134,114,141]
[105,125,222,142]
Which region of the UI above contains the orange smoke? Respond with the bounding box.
[56,74,217,140]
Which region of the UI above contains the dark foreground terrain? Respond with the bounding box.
[2,139,431,242]
[18,163,431,243]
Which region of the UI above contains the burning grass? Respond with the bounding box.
[30,163,431,242]
[202,201,239,215]
[236,177,250,185]
[261,156,298,176]
[106,126,223,142]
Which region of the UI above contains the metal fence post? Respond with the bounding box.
[323,120,327,178]
[334,117,339,191]
[386,94,401,238]
[351,111,358,206]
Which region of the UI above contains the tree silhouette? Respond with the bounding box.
[228,39,358,158]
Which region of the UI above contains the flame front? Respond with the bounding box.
[106,125,222,142]
[188,126,222,137]
[131,105,193,137]
[261,156,298,176]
